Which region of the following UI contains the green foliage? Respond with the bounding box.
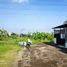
[0,28,54,43]
[32,32,43,40]
[20,33,31,38]
[20,33,26,37]
[10,32,18,39]
[26,33,32,38]
[0,29,9,40]
[31,32,54,42]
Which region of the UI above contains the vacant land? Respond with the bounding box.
[15,43,67,67]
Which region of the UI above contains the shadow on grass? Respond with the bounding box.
[43,42,67,54]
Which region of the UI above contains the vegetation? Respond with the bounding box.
[0,28,54,66]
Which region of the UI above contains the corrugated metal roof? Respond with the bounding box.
[53,24,67,29]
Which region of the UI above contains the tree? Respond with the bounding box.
[26,33,32,38]
[0,29,9,40]
[11,33,18,39]
[20,33,26,37]
[32,32,44,40]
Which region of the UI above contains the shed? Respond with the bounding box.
[53,21,67,48]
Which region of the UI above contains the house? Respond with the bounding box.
[53,21,67,48]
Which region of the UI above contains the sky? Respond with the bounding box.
[0,0,67,33]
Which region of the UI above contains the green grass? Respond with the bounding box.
[0,38,22,61]
[0,43,21,67]
[31,39,51,44]
[0,44,21,59]
[0,39,21,67]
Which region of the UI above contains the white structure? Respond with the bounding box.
[19,42,26,46]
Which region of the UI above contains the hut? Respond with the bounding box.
[53,21,67,48]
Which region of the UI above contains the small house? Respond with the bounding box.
[53,21,67,48]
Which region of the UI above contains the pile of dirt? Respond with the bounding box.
[16,43,67,67]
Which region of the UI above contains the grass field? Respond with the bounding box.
[0,38,22,67]
[0,38,22,61]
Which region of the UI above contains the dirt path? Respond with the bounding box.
[15,43,67,67]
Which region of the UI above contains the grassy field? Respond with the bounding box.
[0,38,22,62]
[0,38,22,67]
[0,44,21,60]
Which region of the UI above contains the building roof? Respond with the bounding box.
[53,24,67,29]
[64,20,67,24]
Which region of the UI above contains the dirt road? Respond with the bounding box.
[15,43,67,67]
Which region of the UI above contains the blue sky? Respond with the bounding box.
[0,0,67,33]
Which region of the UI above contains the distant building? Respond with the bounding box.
[53,21,67,48]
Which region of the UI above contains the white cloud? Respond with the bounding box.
[12,0,29,3]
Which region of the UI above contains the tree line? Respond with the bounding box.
[0,29,54,42]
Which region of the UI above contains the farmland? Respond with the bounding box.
[0,28,54,67]
[0,37,53,61]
